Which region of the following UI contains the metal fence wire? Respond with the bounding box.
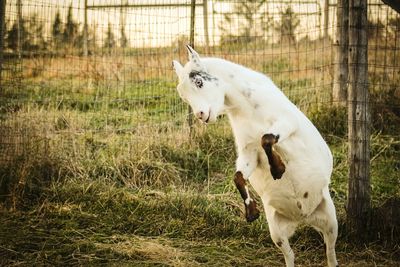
[0,0,399,166]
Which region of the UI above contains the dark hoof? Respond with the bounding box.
[245,200,260,223]
[246,212,260,223]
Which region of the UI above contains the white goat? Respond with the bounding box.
[172,45,338,267]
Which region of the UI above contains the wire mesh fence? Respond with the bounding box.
[0,0,399,170]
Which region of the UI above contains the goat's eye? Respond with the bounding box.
[194,78,203,88]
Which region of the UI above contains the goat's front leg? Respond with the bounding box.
[261,119,296,179]
[261,134,286,180]
[234,149,260,222]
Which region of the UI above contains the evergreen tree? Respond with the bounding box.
[52,10,63,49]
[219,0,270,45]
[27,13,46,50]
[88,27,97,52]
[7,14,46,51]
[274,6,300,44]
[389,17,400,41]
[120,23,128,48]
[104,22,116,52]
[63,4,78,46]
[6,22,20,50]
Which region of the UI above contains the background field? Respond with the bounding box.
[1,0,400,266]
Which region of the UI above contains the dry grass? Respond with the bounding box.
[1,186,399,266]
[94,236,189,265]
[1,40,399,265]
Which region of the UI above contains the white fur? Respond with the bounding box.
[173,46,338,267]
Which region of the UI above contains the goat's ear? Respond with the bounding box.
[186,44,200,62]
[172,60,183,78]
[186,45,207,71]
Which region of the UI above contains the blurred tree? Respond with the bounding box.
[388,17,400,42]
[120,23,128,48]
[90,23,97,52]
[74,27,96,54]
[389,17,400,29]
[274,6,300,44]
[63,4,78,47]
[104,22,116,53]
[52,10,63,49]
[367,19,385,41]
[7,14,46,51]
[219,0,271,45]
[27,14,46,50]
[6,21,21,50]
[119,4,129,48]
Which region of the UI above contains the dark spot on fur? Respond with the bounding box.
[297,201,302,210]
[189,70,217,81]
[225,94,236,108]
[243,88,254,98]
[189,71,219,89]
[254,104,260,109]
[276,240,282,247]
[229,74,234,78]
[189,71,197,79]
[329,227,334,234]
[303,192,308,198]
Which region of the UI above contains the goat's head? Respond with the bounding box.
[172,45,225,124]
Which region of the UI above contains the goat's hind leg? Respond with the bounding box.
[265,206,297,267]
[307,193,339,267]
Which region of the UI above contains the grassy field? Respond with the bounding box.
[1,42,399,266]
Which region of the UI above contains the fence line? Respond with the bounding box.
[0,0,6,87]
[0,0,399,172]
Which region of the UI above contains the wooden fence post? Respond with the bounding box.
[324,0,330,39]
[203,0,209,53]
[0,0,6,88]
[333,0,349,104]
[347,0,370,237]
[83,0,88,57]
[16,0,22,59]
[188,0,196,136]
[189,0,196,48]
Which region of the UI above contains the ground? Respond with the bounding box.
[1,43,399,265]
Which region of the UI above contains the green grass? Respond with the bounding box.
[1,61,400,266]
[0,78,184,127]
[1,126,399,266]
[1,178,399,266]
